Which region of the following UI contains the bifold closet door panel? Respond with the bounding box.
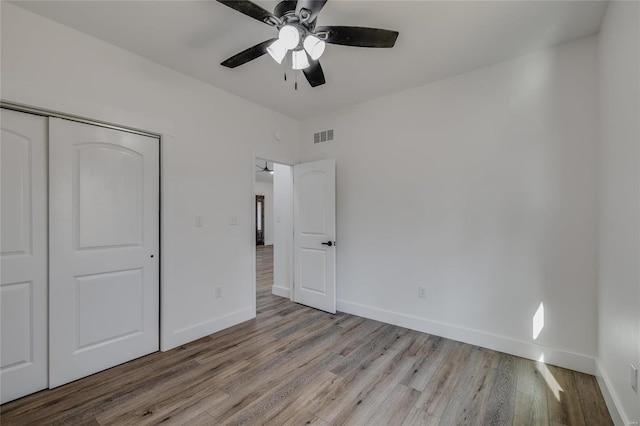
[48,117,160,388]
[0,109,49,404]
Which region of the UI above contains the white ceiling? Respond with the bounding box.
[12,0,607,120]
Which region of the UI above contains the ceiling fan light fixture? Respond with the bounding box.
[303,35,326,60]
[278,25,300,50]
[267,39,287,64]
[292,49,310,70]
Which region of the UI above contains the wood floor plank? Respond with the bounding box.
[0,245,612,426]
[364,383,422,426]
[405,333,436,358]
[413,341,472,418]
[307,332,415,422]
[514,391,550,426]
[545,364,587,426]
[402,406,442,426]
[332,319,388,357]
[482,365,517,425]
[49,361,202,426]
[334,314,367,330]
[263,372,342,426]
[176,411,219,425]
[279,410,328,426]
[516,358,549,398]
[218,354,343,425]
[400,336,451,391]
[438,347,497,425]
[330,324,407,377]
[93,359,246,425]
[218,324,344,397]
[0,363,159,424]
[573,371,614,426]
[329,353,415,425]
[515,357,550,424]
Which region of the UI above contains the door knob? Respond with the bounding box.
[321,241,333,247]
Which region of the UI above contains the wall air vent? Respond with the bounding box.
[313,129,334,144]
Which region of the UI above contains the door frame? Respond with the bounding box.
[251,154,295,314]
[0,100,165,350]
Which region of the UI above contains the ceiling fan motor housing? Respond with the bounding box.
[274,1,316,34]
[274,0,297,18]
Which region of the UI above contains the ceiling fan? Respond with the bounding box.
[217,0,399,88]
[256,161,274,174]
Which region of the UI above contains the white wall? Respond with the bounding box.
[300,37,600,373]
[255,181,274,245]
[273,164,293,297]
[597,2,640,424]
[0,3,300,350]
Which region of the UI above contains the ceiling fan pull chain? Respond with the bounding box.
[283,58,287,81]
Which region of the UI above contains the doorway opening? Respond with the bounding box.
[254,157,293,309]
[256,195,265,246]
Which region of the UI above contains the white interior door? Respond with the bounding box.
[293,159,336,313]
[0,109,49,403]
[49,118,159,388]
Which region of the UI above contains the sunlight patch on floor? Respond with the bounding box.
[536,359,563,401]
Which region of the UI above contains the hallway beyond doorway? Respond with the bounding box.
[256,245,274,298]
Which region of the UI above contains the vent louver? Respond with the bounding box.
[313,129,334,144]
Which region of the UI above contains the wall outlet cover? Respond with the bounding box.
[418,286,426,299]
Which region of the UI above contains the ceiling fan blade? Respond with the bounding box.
[295,0,327,24]
[315,26,399,48]
[302,60,326,87]
[217,1,281,26]
[221,38,278,68]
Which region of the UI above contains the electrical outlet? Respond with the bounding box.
[214,287,222,298]
[631,364,638,393]
[418,286,426,299]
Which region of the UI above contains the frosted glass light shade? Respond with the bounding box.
[279,25,300,50]
[303,35,326,60]
[292,49,309,70]
[267,39,287,64]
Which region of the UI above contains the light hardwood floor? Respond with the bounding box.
[1,245,612,425]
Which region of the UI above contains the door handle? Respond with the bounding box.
[321,241,334,247]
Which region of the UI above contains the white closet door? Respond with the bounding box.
[0,109,48,403]
[49,118,159,388]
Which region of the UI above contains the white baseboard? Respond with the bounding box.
[595,360,631,426]
[337,299,596,375]
[162,307,255,351]
[272,285,290,298]
[264,241,274,246]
